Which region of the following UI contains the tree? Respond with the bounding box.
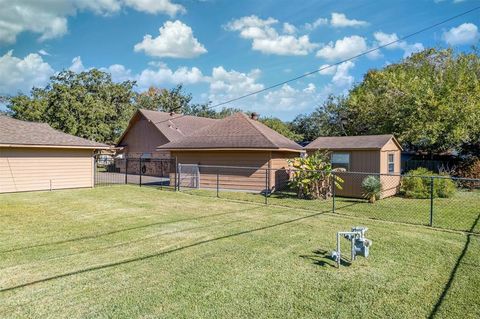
[346,48,480,155]
[5,69,137,144]
[260,117,303,141]
[134,85,193,112]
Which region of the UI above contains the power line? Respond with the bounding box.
[153,5,480,125]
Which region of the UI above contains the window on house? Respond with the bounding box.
[388,153,395,173]
[141,153,152,162]
[331,153,350,171]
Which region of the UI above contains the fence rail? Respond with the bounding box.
[94,159,480,234]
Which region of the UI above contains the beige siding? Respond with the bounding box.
[270,151,299,191]
[172,150,301,191]
[0,147,94,193]
[119,114,170,158]
[380,145,402,197]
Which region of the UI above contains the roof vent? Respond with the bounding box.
[250,112,259,120]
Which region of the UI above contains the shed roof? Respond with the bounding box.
[0,115,109,149]
[158,112,303,152]
[117,109,218,145]
[305,134,402,151]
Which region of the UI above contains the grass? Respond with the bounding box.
[0,185,479,318]
[182,188,480,233]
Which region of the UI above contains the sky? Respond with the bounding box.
[0,0,479,120]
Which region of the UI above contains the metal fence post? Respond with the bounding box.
[430,176,434,227]
[216,170,220,198]
[139,158,142,187]
[332,171,336,213]
[125,158,128,184]
[174,157,178,191]
[178,163,181,191]
[264,169,268,205]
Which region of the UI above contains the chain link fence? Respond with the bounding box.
[175,164,480,234]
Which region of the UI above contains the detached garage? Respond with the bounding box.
[0,115,108,193]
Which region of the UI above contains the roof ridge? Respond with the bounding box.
[240,114,281,148]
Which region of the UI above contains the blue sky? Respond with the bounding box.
[0,0,479,120]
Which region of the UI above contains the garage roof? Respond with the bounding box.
[158,112,303,152]
[0,115,109,149]
[305,134,402,150]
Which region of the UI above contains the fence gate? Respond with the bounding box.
[178,164,200,189]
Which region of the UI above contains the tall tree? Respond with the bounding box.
[260,117,303,141]
[346,48,480,154]
[5,69,137,144]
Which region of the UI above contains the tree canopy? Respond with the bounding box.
[293,48,480,155]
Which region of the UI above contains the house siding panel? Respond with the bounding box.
[0,147,94,193]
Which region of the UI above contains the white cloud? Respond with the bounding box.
[282,23,297,34]
[38,49,50,56]
[0,51,54,95]
[134,20,207,58]
[442,23,479,46]
[304,13,367,31]
[330,13,368,28]
[331,61,355,87]
[373,32,424,58]
[123,0,185,16]
[225,15,318,56]
[101,64,134,82]
[208,66,264,102]
[318,61,356,88]
[316,35,368,61]
[69,56,85,73]
[0,0,185,44]
[137,66,206,89]
[304,17,328,31]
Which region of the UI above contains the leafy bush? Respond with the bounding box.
[455,157,480,189]
[401,167,456,199]
[362,176,382,203]
[288,151,344,200]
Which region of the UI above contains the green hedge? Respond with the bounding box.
[401,167,456,199]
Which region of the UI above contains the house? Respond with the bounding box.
[304,134,403,198]
[157,112,304,192]
[115,109,218,178]
[0,115,108,193]
[117,109,217,159]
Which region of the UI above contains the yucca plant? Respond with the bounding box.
[362,175,382,203]
[288,151,344,200]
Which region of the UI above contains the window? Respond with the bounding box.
[388,153,395,173]
[141,153,152,162]
[331,153,350,171]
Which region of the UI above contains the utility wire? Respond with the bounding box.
[154,5,480,125]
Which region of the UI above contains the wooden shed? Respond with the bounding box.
[0,115,108,193]
[304,135,403,198]
[158,113,304,192]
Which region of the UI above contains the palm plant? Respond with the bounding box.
[288,151,343,200]
[362,175,382,203]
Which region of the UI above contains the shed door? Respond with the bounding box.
[178,164,200,189]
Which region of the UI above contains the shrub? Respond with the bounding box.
[362,175,382,203]
[288,151,344,200]
[401,167,456,199]
[455,157,480,189]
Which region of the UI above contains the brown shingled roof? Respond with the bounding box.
[158,112,303,151]
[0,115,109,149]
[117,109,218,145]
[305,134,402,150]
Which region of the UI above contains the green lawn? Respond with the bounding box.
[182,188,480,233]
[1,185,479,318]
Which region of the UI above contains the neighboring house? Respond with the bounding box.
[158,112,304,192]
[117,109,217,159]
[0,115,108,193]
[305,134,402,198]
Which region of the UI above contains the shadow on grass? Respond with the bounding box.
[428,213,480,319]
[300,249,351,268]
[0,209,327,293]
[1,206,261,254]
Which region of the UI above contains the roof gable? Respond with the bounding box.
[0,115,108,149]
[158,112,303,151]
[305,134,402,151]
[117,109,217,146]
